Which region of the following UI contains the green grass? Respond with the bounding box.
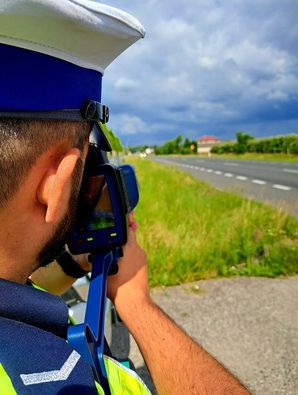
[175,153,298,162]
[126,157,298,287]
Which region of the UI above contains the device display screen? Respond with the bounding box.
[78,175,115,232]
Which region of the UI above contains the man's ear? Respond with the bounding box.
[37,148,81,224]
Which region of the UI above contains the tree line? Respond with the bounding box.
[153,135,198,155]
[211,132,298,155]
[105,128,298,157]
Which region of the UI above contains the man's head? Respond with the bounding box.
[0,118,91,279]
[0,0,145,282]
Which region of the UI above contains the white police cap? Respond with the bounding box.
[0,0,145,148]
[0,0,145,74]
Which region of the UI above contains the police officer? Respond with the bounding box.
[0,1,250,394]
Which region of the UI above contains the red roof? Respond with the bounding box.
[198,135,220,142]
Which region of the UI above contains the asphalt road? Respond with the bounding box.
[153,156,298,218]
[110,277,298,395]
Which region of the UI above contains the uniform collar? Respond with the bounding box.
[0,278,68,338]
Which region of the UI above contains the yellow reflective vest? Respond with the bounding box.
[1,359,151,395]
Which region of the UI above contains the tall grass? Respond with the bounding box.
[127,157,298,287]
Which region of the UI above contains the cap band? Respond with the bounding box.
[0,100,112,152]
[0,44,102,111]
[0,101,109,123]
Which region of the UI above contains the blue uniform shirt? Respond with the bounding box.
[0,278,99,394]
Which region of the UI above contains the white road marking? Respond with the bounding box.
[283,168,298,174]
[207,169,213,173]
[224,173,233,177]
[21,351,80,385]
[201,167,205,171]
[224,162,239,166]
[252,179,266,185]
[272,184,292,191]
[214,171,222,175]
[236,176,248,180]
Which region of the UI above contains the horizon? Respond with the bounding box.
[128,131,298,148]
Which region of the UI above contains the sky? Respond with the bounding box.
[99,0,298,146]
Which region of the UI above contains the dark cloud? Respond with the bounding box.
[100,0,298,145]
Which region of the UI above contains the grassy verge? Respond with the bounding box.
[175,153,298,162]
[126,157,298,287]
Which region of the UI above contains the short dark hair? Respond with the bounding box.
[0,119,90,207]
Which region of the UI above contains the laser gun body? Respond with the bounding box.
[67,128,139,394]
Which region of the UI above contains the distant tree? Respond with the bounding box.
[153,135,199,155]
[173,135,183,153]
[289,140,298,154]
[189,140,198,153]
[235,132,254,154]
[183,138,191,149]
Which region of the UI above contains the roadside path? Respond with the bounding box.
[111,276,298,394]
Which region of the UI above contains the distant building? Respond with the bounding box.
[197,135,221,154]
[145,147,154,155]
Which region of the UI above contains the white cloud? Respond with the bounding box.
[198,57,218,71]
[100,0,298,144]
[113,114,147,135]
[114,77,139,91]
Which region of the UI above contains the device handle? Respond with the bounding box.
[68,251,117,394]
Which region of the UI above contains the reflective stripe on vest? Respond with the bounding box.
[30,282,151,394]
[0,364,17,394]
[104,356,152,395]
[1,359,151,395]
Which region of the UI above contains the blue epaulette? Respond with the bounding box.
[0,279,98,394]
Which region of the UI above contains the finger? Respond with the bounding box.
[128,211,135,225]
[128,211,138,231]
[126,226,137,243]
[130,220,138,231]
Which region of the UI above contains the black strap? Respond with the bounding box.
[56,249,90,279]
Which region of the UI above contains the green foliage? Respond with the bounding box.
[127,157,298,286]
[210,142,234,154]
[101,123,123,153]
[154,135,198,155]
[235,132,254,154]
[211,133,298,156]
[130,145,149,154]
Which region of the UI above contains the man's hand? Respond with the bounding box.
[107,212,151,318]
[107,212,250,395]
